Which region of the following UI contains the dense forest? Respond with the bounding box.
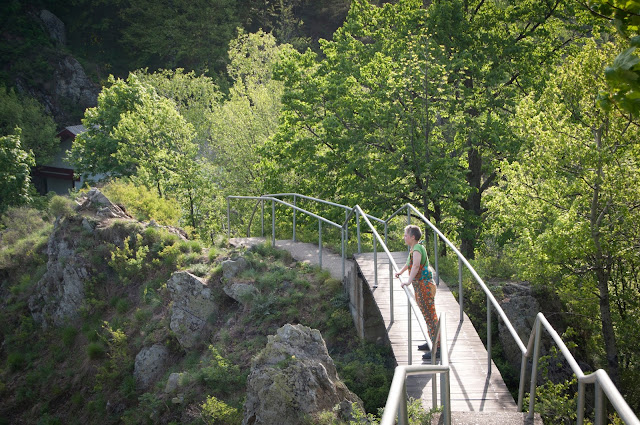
[2,0,640,423]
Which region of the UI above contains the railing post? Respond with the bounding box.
[390,260,394,323]
[518,354,527,411]
[433,230,439,286]
[271,200,276,246]
[357,209,362,253]
[594,380,605,425]
[373,235,378,288]
[293,195,297,242]
[528,320,542,419]
[443,370,451,425]
[487,297,492,375]
[345,210,349,248]
[577,380,586,425]
[227,198,231,238]
[341,227,345,282]
[458,258,463,323]
[408,298,412,365]
[399,381,409,425]
[318,220,323,268]
[261,199,264,237]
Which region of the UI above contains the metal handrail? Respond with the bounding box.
[525,313,640,425]
[227,194,640,424]
[381,312,451,425]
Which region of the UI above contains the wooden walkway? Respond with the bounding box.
[354,252,517,412]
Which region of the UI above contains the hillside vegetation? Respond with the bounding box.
[0,187,398,425]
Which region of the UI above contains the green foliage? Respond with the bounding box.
[0,206,51,269]
[48,196,75,219]
[119,0,238,75]
[490,38,640,388]
[0,132,35,212]
[200,395,241,425]
[336,343,394,413]
[87,342,106,360]
[586,0,640,115]
[0,85,58,165]
[109,234,150,284]
[101,179,181,226]
[197,345,246,395]
[94,322,131,392]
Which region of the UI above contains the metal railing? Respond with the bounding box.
[226,194,640,425]
[381,312,451,425]
[227,195,433,363]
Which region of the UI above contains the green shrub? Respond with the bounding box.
[336,343,394,414]
[7,352,26,371]
[188,263,210,277]
[102,179,181,226]
[61,326,78,347]
[197,345,246,394]
[201,395,240,425]
[87,342,106,360]
[48,195,75,218]
[109,234,149,283]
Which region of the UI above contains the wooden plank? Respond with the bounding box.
[354,252,517,412]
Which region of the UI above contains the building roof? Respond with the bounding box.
[56,124,87,140]
[63,125,87,136]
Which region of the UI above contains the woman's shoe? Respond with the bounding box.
[418,342,430,351]
[422,349,440,361]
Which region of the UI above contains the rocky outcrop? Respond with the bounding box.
[28,222,89,329]
[497,282,541,371]
[243,324,362,425]
[52,55,100,115]
[38,10,66,46]
[134,344,170,390]
[167,272,219,350]
[76,187,130,219]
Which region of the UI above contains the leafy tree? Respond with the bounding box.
[69,73,156,177]
[583,0,640,116]
[111,93,197,199]
[425,0,589,258]
[134,68,221,149]
[208,30,292,197]
[0,85,58,165]
[489,39,640,391]
[0,131,35,212]
[262,0,459,227]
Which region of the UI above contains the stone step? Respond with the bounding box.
[431,411,543,425]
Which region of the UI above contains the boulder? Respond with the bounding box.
[223,282,258,306]
[167,271,218,350]
[497,282,541,372]
[28,227,89,329]
[165,372,188,394]
[243,324,362,425]
[222,257,248,279]
[134,344,170,390]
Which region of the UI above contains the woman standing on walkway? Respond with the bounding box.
[394,225,439,361]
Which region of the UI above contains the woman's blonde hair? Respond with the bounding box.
[404,225,422,241]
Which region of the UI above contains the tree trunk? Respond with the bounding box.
[460,145,482,259]
[591,127,619,385]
